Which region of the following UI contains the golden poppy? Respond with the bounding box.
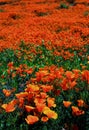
[25,115,39,124]
[25,105,35,112]
[71,106,85,116]
[2,99,17,113]
[41,116,49,122]
[43,107,58,119]
[77,99,85,107]
[3,89,12,97]
[47,97,56,108]
[63,101,72,108]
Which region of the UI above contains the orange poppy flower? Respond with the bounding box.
[25,105,35,112]
[36,103,46,112]
[40,92,48,99]
[77,99,85,107]
[47,97,56,108]
[7,62,14,68]
[82,70,89,84]
[65,71,75,80]
[2,99,17,113]
[26,84,39,92]
[15,92,28,98]
[41,116,49,122]
[43,107,58,119]
[34,98,46,112]
[69,81,77,89]
[25,68,33,74]
[71,106,85,116]
[3,89,12,97]
[34,98,46,104]
[25,115,39,124]
[41,85,53,92]
[63,101,72,108]
[18,97,24,108]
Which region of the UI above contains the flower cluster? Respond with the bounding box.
[2,83,58,124]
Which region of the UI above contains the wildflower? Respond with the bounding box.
[63,101,72,108]
[15,92,28,98]
[47,97,56,108]
[82,70,89,84]
[25,105,35,112]
[65,71,75,80]
[36,103,46,112]
[2,99,17,113]
[41,85,53,92]
[25,115,39,124]
[43,107,58,119]
[7,62,14,68]
[41,116,49,122]
[71,106,85,116]
[3,89,12,97]
[26,84,39,92]
[77,99,85,107]
[40,92,48,99]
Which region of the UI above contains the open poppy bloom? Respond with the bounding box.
[47,97,56,108]
[26,84,39,92]
[15,92,28,98]
[25,105,35,112]
[77,99,85,107]
[25,115,39,124]
[3,89,12,97]
[41,85,53,92]
[43,107,58,119]
[2,99,17,113]
[71,106,85,116]
[63,101,72,108]
[41,116,49,122]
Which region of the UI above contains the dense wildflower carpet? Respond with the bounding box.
[0,0,89,50]
[0,0,89,130]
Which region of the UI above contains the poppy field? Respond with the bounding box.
[0,0,89,130]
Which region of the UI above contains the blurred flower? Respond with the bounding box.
[25,115,39,124]
[71,106,85,116]
[2,99,17,112]
[43,107,58,119]
[63,101,72,108]
[41,116,49,122]
[77,99,85,107]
